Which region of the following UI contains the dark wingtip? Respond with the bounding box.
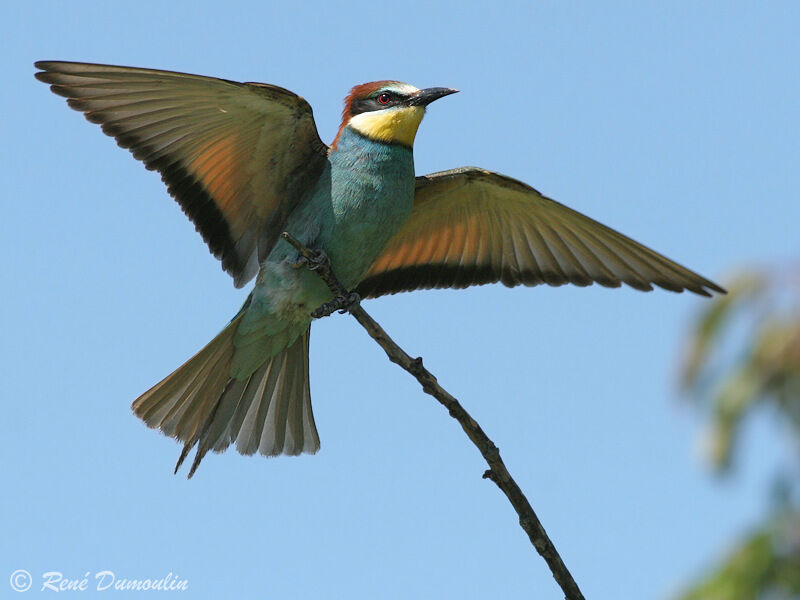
[709,282,728,295]
[33,62,64,86]
[34,60,61,77]
[692,279,727,297]
[33,69,52,84]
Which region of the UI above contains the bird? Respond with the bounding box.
[35,61,725,477]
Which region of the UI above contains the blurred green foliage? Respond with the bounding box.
[677,269,800,600]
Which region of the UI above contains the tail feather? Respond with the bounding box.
[231,329,316,457]
[173,345,233,441]
[131,317,319,478]
[240,355,282,455]
[199,374,253,455]
[228,366,267,450]
[133,316,240,440]
[230,369,264,441]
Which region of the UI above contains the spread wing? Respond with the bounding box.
[357,167,724,298]
[35,61,328,287]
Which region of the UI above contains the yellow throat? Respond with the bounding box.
[347,106,426,147]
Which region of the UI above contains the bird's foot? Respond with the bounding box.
[312,292,361,319]
[290,248,329,271]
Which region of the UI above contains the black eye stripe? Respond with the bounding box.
[349,91,407,116]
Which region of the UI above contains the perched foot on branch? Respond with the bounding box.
[290,248,329,271]
[312,292,361,318]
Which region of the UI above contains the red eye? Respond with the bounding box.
[377,93,391,104]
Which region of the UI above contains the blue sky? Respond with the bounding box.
[3,2,798,598]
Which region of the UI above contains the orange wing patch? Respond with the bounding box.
[366,214,481,274]
[190,135,240,209]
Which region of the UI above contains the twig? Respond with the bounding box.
[281,232,585,600]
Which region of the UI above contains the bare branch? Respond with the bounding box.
[282,232,585,600]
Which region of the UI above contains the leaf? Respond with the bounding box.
[681,273,766,390]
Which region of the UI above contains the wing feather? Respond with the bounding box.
[357,167,724,298]
[36,60,328,287]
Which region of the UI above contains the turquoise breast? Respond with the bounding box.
[320,127,416,288]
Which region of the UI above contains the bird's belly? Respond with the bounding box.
[327,206,411,287]
[251,261,331,324]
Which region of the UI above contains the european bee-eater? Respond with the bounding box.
[36,61,724,477]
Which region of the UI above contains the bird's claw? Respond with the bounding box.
[307,249,329,271]
[290,249,329,270]
[312,292,361,319]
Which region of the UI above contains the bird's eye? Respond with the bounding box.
[377,93,391,105]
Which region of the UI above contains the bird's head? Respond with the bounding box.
[332,81,458,149]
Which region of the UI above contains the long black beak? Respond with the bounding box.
[408,87,459,107]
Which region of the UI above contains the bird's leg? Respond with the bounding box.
[311,291,361,319]
[281,231,360,318]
